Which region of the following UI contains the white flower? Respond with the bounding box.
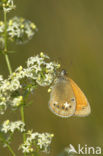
[21,144,31,153]
[11,96,23,107]
[33,65,42,73]
[9,79,21,91]
[0,120,10,133]
[0,21,4,33]
[2,0,16,13]
[0,75,3,82]
[7,17,37,44]
[27,55,44,67]
[0,120,25,133]
[0,101,7,115]
[0,80,10,92]
[0,53,60,114]
[45,74,53,82]
[25,28,34,39]
[40,52,49,59]
[46,62,54,72]
[20,131,54,154]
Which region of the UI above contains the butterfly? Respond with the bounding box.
[48,70,91,118]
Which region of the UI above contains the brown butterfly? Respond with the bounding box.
[48,70,91,118]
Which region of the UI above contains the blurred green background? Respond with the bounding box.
[0,0,103,155]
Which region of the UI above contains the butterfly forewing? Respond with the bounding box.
[69,78,91,117]
[49,77,76,117]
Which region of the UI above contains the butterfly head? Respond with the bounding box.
[60,69,67,76]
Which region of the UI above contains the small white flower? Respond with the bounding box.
[2,0,16,13]
[1,120,10,133]
[0,21,4,33]
[9,79,21,91]
[46,62,54,71]
[21,144,31,153]
[0,101,7,115]
[20,131,54,154]
[7,17,37,44]
[0,75,3,82]
[0,120,25,133]
[0,53,60,113]
[40,52,49,59]
[27,55,44,67]
[11,96,23,107]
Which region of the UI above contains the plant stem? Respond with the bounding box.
[20,102,26,156]
[4,11,12,75]
[3,9,27,156]
[0,134,16,156]
[1,10,16,156]
[4,53,12,74]
[20,105,26,141]
[4,11,26,155]
[6,143,16,156]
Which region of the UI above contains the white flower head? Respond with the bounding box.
[0,53,60,113]
[11,96,23,107]
[1,0,16,13]
[27,55,44,67]
[0,21,4,33]
[0,75,3,82]
[20,131,54,154]
[7,17,37,44]
[0,120,25,133]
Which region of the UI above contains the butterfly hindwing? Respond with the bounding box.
[49,76,76,118]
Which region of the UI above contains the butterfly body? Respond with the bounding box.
[49,70,91,118]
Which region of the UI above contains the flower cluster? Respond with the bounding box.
[0,0,16,12]
[0,53,60,114]
[20,130,54,154]
[26,53,60,86]
[11,96,23,108]
[0,16,37,47]
[0,120,25,133]
[8,17,37,44]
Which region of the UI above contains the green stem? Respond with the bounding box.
[20,104,26,156]
[1,10,16,156]
[20,105,26,141]
[4,53,12,74]
[6,143,16,156]
[4,11,12,75]
[3,9,27,156]
[4,11,7,51]
[0,134,16,156]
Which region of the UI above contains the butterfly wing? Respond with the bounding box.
[69,78,91,117]
[49,77,76,118]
